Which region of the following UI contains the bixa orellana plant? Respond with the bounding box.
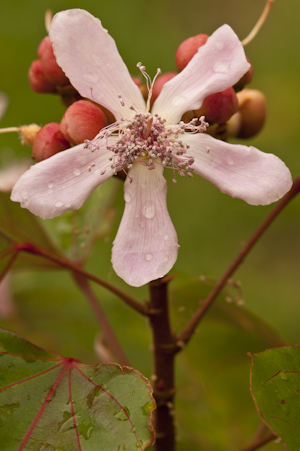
[1,2,299,450]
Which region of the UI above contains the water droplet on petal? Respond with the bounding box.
[145,253,152,261]
[55,201,63,208]
[215,41,223,50]
[22,191,28,200]
[124,192,131,203]
[213,61,229,73]
[164,235,168,240]
[73,168,81,176]
[48,182,54,189]
[228,157,234,165]
[142,201,155,219]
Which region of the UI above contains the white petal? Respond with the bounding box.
[112,160,179,287]
[50,9,146,120]
[11,139,117,219]
[152,24,249,124]
[182,133,292,205]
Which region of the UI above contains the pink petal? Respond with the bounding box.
[11,140,117,219]
[50,9,146,120]
[112,160,179,287]
[152,24,249,124]
[182,133,292,206]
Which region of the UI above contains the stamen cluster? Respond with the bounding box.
[85,112,208,182]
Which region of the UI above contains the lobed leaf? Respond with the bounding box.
[250,346,300,450]
[0,327,156,450]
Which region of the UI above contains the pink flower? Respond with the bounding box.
[11,9,292,287]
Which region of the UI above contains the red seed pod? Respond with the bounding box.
[195,87,238,124]
[38,36,69,86]
[151,72,177,105]
[28,59,56,93]
[227,89,266,139]
[234,56,254,91]
[175,34,209,72]
[131,76,141,87]
[32,123,70,161]
[60,100,108,145]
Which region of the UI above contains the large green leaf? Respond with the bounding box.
[0,328,156,450]
[250,346,300,450]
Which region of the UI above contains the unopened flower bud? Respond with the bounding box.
[176,34,209,72]
[151,72,177,105]
[194,87,238,124]
[28,59,56,93]
[38,36,69,86]
[32,122,70,161]
[19,124,41,146]
[234,56,254,91]
[60,100,107,145]
[227,88,266,139]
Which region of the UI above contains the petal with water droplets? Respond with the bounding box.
[50,9,146,120]
[112,161,179,287]
[182,133,292,206]
[152,24,249,125]
[11,139,117,219]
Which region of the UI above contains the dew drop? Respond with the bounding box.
[164,235,169,241]
[124,192,131,203]
[228,157,234,165]
[213,61,229,73]
[55,201,63,208]
[172,95,185,106]
[142,201,155,219]
[145,253,152,261]
[215,40,223,50]
[22,191,28,200]
[48,182,54,189]
[73,168,81,176]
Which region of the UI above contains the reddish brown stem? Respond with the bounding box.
[178,177,300,347]
[239,432,276,451]
[74,273,130,366]
[148,277,177,451]
[15,242,147,316]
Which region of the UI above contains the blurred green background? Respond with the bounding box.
[0,0,299,449]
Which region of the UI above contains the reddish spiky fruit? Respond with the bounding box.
[195,87,238,124]
[60,100,108,145]
[32,123,70,161]
[176,34,209,72]
[151,72,177,105]
[227,89,266,139]
[28,59,56,93]
[38,36,69,86]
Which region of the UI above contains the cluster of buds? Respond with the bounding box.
[142,32,265,142]
[32,100,108,161]
[12,1,271,165]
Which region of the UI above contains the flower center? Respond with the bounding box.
[84,63,208,182]
[85,112,208,182]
